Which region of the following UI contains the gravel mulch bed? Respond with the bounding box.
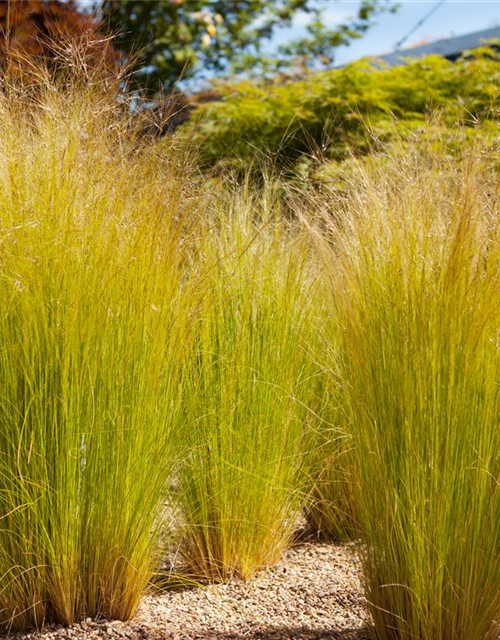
[14,541,370,640]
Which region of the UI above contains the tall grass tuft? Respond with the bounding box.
[321,139,500,640]
[0,71,204,629]
[173,190,319,581]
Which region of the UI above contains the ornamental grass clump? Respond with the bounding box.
[174,192,319,581]
[0,73,203,629]
[322,139,500,640]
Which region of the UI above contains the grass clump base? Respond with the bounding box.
[304,430,358,542]
[302,331,359,542]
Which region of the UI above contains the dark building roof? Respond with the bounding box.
[374,25,500,67]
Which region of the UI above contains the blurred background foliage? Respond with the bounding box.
[0,1,498,182]
[99,0,397,93]
[178,48,500,178]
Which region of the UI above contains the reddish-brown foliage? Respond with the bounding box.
[0,0,117,76]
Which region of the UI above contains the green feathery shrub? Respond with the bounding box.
[185,47,500,175]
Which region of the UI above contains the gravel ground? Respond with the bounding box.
[13,541,370,640]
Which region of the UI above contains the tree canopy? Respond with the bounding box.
[100,0,397,93]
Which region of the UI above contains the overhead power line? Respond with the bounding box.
[395,0,447,50]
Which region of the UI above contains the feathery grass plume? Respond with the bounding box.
[320,135,500,640]
[173,185,320,581]
[0,58,204,629]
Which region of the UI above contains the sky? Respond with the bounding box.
[272,1,500,65]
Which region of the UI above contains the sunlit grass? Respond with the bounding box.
[0,78,205,629]
[304,407,358,541]
[300,308,359,542]
[4,50,498,640]
[321,139,500,640]
[0,72,329,626]
[173,190,321,580]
